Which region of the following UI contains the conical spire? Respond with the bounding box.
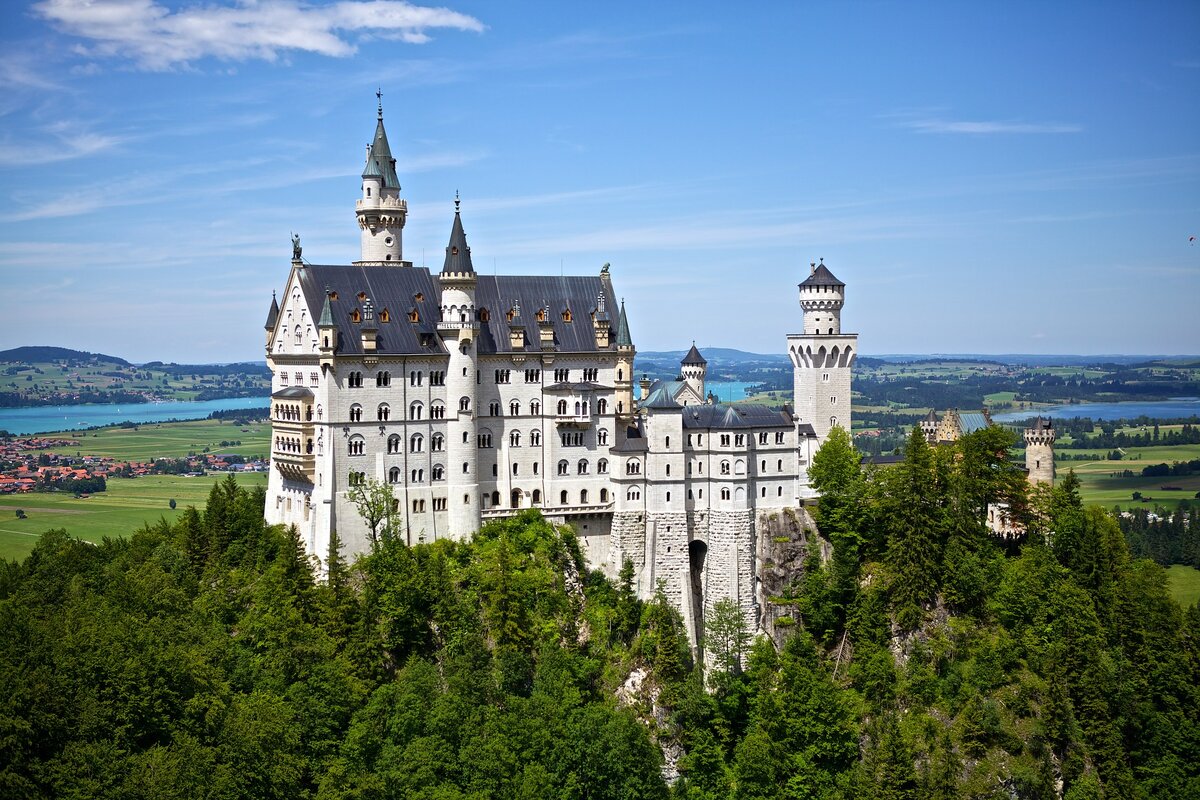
[264,291,279,330]
[615,298,633,347]
[681,342,706,366]
[361,91,400,189]
[318,291,334,327]
[441,196,475,275]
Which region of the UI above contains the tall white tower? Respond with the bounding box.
[1024,417,1056,485]
[787,259,857,445]
[680,343,707,404]
[355,93,407,265]
[437,199,480,538]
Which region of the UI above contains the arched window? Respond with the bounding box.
[491,490,501,506]
[830,416,838,428]
[597,458,608,474]
[294,327,303,346]
[598,428,609,446]
[349,404,362,422]
[387,434,401,454]
[578,459,589,474]
[721,488,731,500]
[376,371,391,387]
[558,460,569,476]
[377,403,390,421]
[735,459,745,475]
[509,400,520,416]
[666,464,671,476]
[720,460,730,475]
[530,430,541,446]
[581,489,589,504]
[530,400,541,415]
[409,401,423,420]
[316,404,323,420]
[489,401,501,416]
[410,433,424,452]
[777,458,783,471]
[560,490,569,505]
[431,403,446,420]
[388,467,401,483]
[348,435,365,456]
[510,430,521,447]
[627,487,641,501]
[432,465,444,481]
[574,401,582,416]
[463,462,470,474]
[626,459,641,475]
[557,399,568,415]
[431,433,444,452]
[512,462,519,475]
[532,489,542,505]
[598,398,608,415]
[600,488,609,503]
[459,397,471,412]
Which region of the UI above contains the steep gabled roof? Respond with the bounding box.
[642,385,681,410]
[614,299,633,348]
[264,292,279,330]
[681,403,793,430]
[362,113,401,189]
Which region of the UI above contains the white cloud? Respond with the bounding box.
[898,117,1082,135]
[0,121,125,167]
[32,0,486,70]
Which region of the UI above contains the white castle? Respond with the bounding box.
[264,102,857,646]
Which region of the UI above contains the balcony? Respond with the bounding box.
[273,450,315,483]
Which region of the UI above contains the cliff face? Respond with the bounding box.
[755,506,827,647]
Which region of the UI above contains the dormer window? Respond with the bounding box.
[562,308,572,322]
[451,246,459,256]
[408,308,419,323]
[479,308,490,323]
[414,292,424,302]
[329,291,338,301]
[357,292,367,302]
[350,308,361,323]
[536,308,547,322]
[379,308,390,323]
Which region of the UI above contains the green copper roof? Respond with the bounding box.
[362,115,401,189]
[441,205,475,274]
[615,299,633,347]
[318,293,334,327]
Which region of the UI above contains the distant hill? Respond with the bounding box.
[0,346,131,366]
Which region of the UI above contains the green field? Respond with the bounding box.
[0,472,267,562]
[31,418,271,461]
[1165,565,1200,608]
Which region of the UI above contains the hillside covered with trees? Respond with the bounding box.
[2,427,1198,798]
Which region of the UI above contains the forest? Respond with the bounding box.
[1,425,1198,799]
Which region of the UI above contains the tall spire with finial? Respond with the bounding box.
[441,193,475,274]
[356,91,407,265]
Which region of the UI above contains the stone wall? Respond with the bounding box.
[755,506,824,647]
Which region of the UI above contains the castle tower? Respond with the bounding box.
[354,93,408,265]
[1024,417,1056,485]
[786,259,857,446]
[680,343,707,404]
[437,198,480,538]
[264,291,279,349]
[614,299,636,418]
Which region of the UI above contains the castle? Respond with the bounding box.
[263,101,856,647]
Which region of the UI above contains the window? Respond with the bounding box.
[279,372,288,386]
[558,460,569,476]
[560,431,583,447]
[578,459,589,474]
[349,404,363,422]
[459,397,471,412]
[830,416,838,428]
[409,401,423,420]
[512,463,519,475]
[721,488,731,500]
[554,368,569,382]
[600,488,609,503]
[530,400,541,415]
[720,460,730,475]
[762,459,767,471]
[665,491,671,502]
[720,434,730,446]
[348,471,366,486]
[377,371,391,387]
[432,465,444,481]
[430,371,445,386]
[431,434,444,452]
[463,462,470,474]
[489,401,501,416]
[494,369,511,384]
[492,464,498,477]
[665,436,671,448]
[533,462,539,475]
[348,371,363,388]
[776,431,785,444]
[759,432,768,445]
[777,458,783,471]
[822,372,830,383]
[434,498,447,511]
[598,428,608,446]
[530,430,541,446]
[409,370,422,386]
[627,487,641,501]
[762,487,767,497]
[560,490,569,505]
[525,369,541,383]
[557,399,568,415]
[778,486,784,497]
[510,430,521,447]
[626,459,641,475]
[735,434,745,446]
[431,403,446,420]
[597,458,608,474]
[310,372,319,386]
[477,432,493,448]
[598,398,608,415]
[387,435,401,454]
[666,464,671,476]
[377,403,390,421]
[510,400,520,416]
[532,489,542,505]
[581,489,589,504]
[583,368,598,382]
[830,396,837,405]
[412,499,426,513]
[410,434,424,452]
[411,468,424,482]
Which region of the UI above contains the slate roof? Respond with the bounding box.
[614,422,648,452]
[272,387,314,400]
[363,115,401,189]
[799,260,844,288]
[958,412,991,434]
[680,403,794,430]
[642,385,681,410]
[264,292,279,330]
[1029,416,1053,431]
[681,343,706,366]
[294,264,619,357]
[614,299,633,347]
[441,209,475,274]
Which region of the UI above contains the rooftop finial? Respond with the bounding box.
[810,261,816,275]
[376,87,383,119]
[454,189,460,214]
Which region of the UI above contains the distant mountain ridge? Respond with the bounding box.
[0,346,131,366]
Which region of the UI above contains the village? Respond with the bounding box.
[0,434,268,495]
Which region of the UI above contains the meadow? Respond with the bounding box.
[32,418,271,461]
[1165,565,1200,608]
[0,472,267,562]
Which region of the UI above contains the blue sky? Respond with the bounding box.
[1,1,1197,363]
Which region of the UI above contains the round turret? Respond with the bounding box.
[1024,417,1056,485]
[799,258,845,335]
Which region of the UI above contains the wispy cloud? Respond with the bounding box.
[32,0,486,70]
[0,52,65,91]
[0,120,125,167]
[897,118,1082,135]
